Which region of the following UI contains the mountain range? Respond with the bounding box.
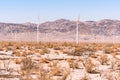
[0,19,120,42]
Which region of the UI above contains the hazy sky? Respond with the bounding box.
[0,0,120,23]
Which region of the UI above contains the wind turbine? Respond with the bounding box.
[112,28,116,44]
[70,16,80,79]
[112,34,115,44]
[13,29,17,42]
[14,31,17,41]
[76,16,80,44]
[102,25,106,43]
[37,17,40,43]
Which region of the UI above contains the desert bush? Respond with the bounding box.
[21,57,34,73]
[88,53,98,58]
[39,58,50,63]
[49,66,61,76]
[112,58,120,70]
[38,65,51,80]
[27,50,35,55]
[15,58,22,64]
[99,54,109,65]
[72,45,96,56]
[13,50,20,56]
[72,47,85,56]
[111,53,116,58]
[67,59,80,69]
[53,47,62,50]
[61,68,70,80]
[84,58,97,73]
[20,57,37,80]
[81,74,90,80]
[40,48,50,54]
[104,71,117,80]
[104,47,113,54]
[61,47,75,55]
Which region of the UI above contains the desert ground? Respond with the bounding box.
[0,41,120,80]
[0,32,120,44]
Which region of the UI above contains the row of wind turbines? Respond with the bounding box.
[35,16,80,44]
[13,16,117,44]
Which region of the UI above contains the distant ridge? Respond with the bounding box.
[0,19,120,36]
[0,19,120,42]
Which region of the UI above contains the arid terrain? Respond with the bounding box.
[1,0,120,79]
[0,19,120,80]
[0,41,120,80]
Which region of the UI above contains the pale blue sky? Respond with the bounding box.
[0,0,120,23]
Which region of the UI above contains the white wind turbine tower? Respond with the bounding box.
[102,34,105,43]
[102,25,106,43]
[13,29,17,42]
[11,26,17,41]
[37,17,40,43]
[70,16,80,79]
[112,34,115,44]
[14,31,17,41]
[112,27,116,44]
[76,16,80,44]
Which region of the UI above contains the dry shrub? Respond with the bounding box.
[111,53,116,58]
[39,61,61,80]
[61,47,75,54]
[104,48,112,54]
[72,61,80,69]
[84,58,96,73]
[0,47,4,51]
[48,60,70,79]
[95,46,103,51]
[35,49,45,55]
[15,58,22,64]
[21,57,34,74]
[61,68,71,80]
[116,60,120,68]
[13,50,27,57]
[49,66,61,76]
[53,47,62,50]
[48,60,58,67]
[89,53,98,58]
[81,74,89,80]
[99,54,109,65]
[72,47,85,56]
[67,59,79,69]
[27,50,35,55]
[66,58,74,68]
[112,58,120,70]
[19,51,27,57]
[43,48,50,54]
[20,57,36,80]
[39,58,50,63]
[106,75,114,80]
[73,45,96,56]
[62,49,69,54]
[13,50,19,55]
[103,70,117,80]
[38,65,51,80]
[54,50,59,54]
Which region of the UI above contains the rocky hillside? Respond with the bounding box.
[0,19,120,36]
[0,19,120,42]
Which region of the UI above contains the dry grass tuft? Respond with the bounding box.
[81,74,89,80]
[61,68,71,80]
[99,54,109,65]
[84,58,97,73]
